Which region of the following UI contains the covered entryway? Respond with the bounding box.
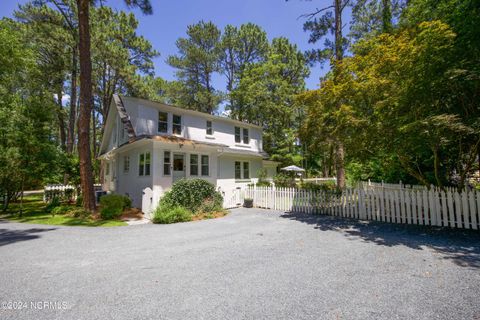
[173,153,186,183]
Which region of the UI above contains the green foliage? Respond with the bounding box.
[167,21,222,114]
[197,195,223,214]
[51,205,70,216]
[99,194,131,219]
[0,19,65,209]
[160,179,222,213]
[76,195,83,207]
[231,37,309,163]
[152,204,192,224]
[65,207,91,219]
[273,173,296,188]
[45,197,61,213]
[300,181,336,192]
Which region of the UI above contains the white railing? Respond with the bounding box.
[238,185,479,230]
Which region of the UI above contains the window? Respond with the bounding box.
[243,162,250,179]
[173,114,182,135]
[123,156,130,173]
[164,151,171,176]
[201,155,209,176]
[158,111,168,133]
[243,128,249,144]
[206,120,213,135]
[105,162,110,175]
[235,161,250,180]
[139,152,151,176]
[235,161,241,179]
[190,154,198,176]
[235,127,241,143]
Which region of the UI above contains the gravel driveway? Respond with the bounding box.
[1,209,479,320]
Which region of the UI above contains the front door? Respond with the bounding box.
[173,153,186,183]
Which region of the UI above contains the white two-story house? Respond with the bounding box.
[99,95,278,213]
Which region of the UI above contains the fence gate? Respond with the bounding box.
[223,188,244,209]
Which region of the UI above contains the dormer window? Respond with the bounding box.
[235,127,241,143]
[243,128,249,144]
[158,111,168,133]
[235,127,249,144]
[206,120,213,135]
[173,114,182,135]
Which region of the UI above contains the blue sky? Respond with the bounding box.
[0,0,346,91]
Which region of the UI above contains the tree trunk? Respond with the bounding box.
[57,85,67,150]
[76,0,96,212]
[334,0,346,189]
[381,0,393,33]
[67,46,77,154]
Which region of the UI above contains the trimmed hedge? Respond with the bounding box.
[99,194,131,220]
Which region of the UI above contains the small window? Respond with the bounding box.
[190,154,198,176]
[243,162,249,179]
[201,155,209,176]
[206,120,213,135]
[243,128,249,144]
[235,127,241,143]
[145,152,151,176]
[164,151,171,176]
[173,114,182,135]
[123,156,130,173]
[158,111,168,133]
[235,161,241,179]
[105,162,110,175]
[139,152,151,176]
[139,153,144,176]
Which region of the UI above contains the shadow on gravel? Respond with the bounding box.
[280,212,480,269]
[0,223,56,247]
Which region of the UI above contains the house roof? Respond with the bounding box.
[98,134,269,159]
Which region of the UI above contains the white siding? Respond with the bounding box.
[121,97,263,153]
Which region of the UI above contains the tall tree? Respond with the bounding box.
[74,0,152,211]
[0,19,62,211]
[296,0,351,188]
[90,5,158,156]
[219,23,268,117]
[167,21,222,114]
[232,37,309,163]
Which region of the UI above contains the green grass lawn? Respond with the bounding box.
[2,194,126,227]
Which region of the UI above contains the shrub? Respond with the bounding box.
[197,195,223,214]
[45,197,61,213]
[256,181,272,187]
[66,207,91,219]
[273,173,296,188]
[75,194,83,207]
[162,179,221,213]
[99,194,131,220]
[152,204,192,224]
[300,181,336,192]
[51,205,71,216]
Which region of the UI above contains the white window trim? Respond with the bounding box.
[172,114,182,136]
[158,111,168,134]
[235,160,251,182]
[138,151,151,177]
[189,154,199,176]
[163,150,171,176]
[201,154,210,177]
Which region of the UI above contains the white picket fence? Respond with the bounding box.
[229,185,480,230]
